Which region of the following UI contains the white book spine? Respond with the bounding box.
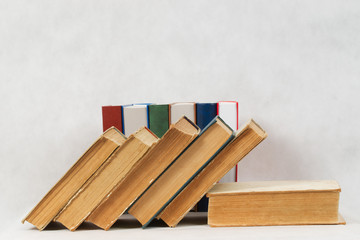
[170,103,195,124]
[123,105,148,137]
[217,101,238,183]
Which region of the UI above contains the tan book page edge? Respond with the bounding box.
[158,119,267,226]
[86,117,199,230]
[22,128,125,230]
[209,213,346,227]
[54,127,157,231]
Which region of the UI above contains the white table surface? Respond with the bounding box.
[3,211,359,240]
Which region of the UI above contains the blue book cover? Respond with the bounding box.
[196,103,217,129]
[141,116,234,228]
[196,103,217,212]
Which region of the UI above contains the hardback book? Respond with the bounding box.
[207,181,345,227]
[86,116,200,230]
[196,103,217,129]
[170,102,196,124]
[54,127,158,231]
[22,127,126,230]
[102,105,123,132]
[149,104,169,138]
[122,104,149,137]
[158,119,267,227]
[195,103,218,212]
[128,116,234,228]
[217,101,239,183]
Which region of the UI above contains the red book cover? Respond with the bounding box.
[102,106,123,132]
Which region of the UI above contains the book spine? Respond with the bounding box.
[196,103,217,212]
[149,104,169,138]
[102,106,123,133]
[196,103,217,129]
[217,101,239,182]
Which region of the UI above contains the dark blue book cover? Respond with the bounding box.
[196,103,217,212]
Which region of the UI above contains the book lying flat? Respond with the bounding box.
[54,127,158,231]
[170,102,196,124]
[149,104,169,138]
[128,116,234,228]
[22,127,126,230]
[207,181,345,227]
[217,101,238,183]
[158,119,267,227]
[102,106,123,132]
[122,104,149,137]
[86,116,200,230]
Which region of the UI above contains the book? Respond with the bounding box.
[158,119,267,227]
[54,127,158,231]
[217,101,239,183]
[86,116,200,230]
[170,102,196,124]
[122,104,149,137]
[102,105,123,132]
[22,127,126,230]
[195,103,218,212]
[128,116,234,228]
[207,181,345,227]
[149,104,169,138]
[196,103,217,129]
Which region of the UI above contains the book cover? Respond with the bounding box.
[102,106,123,132]
[170,102,196,124]
[122,104,149,137]
[149,104,169,138]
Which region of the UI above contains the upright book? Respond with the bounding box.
[217,101,238,182]
[122,104,149,137]
[54,127,158,231]
[102,105,123,132]
[22,127,126,230]
[170,102,196,124]
[195,103,218,212]
[149,104,169,138]
[87,116,200,230]
[158,119,267,227]
[128,116,234,227]
[207,181,345,227]
[196,103,217,129]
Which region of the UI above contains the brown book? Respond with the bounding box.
[159,119,267,227]
[22,127,126,230]
[86,116,200,230]
[128,116,234,227]
[54,127,158,231]
[207,181,345,227]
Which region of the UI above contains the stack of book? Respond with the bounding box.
[22,101,345,231]
[23,112,268,231]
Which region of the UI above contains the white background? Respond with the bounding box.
[1,0,359,239]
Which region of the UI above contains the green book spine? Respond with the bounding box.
[149,104,169,138]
